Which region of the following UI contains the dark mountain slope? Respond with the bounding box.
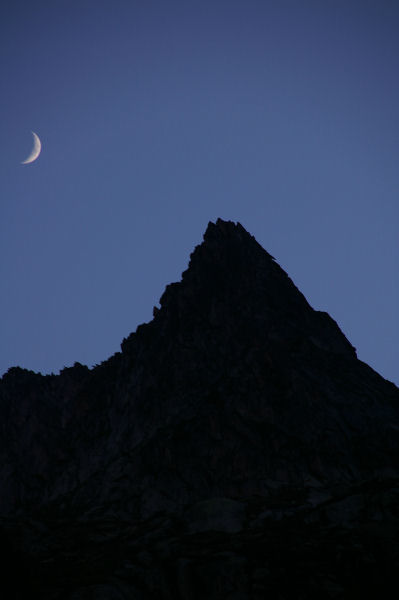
[1,218,398,599]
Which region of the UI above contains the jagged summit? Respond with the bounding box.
[176,218,278,290]
[189,217,275,265]
[165,218,277,292]
[124,218,356,359]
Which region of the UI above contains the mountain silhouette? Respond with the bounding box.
[1,218,398,599]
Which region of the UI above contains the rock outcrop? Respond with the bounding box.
[1,218,398,598]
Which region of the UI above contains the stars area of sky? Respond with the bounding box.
[0,0,398,384]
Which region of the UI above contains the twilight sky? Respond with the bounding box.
[1,0,398,384]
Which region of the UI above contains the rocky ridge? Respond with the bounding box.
[1,218,398,598]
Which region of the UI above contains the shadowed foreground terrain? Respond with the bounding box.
[1,219,398,598]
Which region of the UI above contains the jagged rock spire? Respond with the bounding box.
[144,218,356,359]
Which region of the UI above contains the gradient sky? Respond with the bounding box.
[1,0,398,384]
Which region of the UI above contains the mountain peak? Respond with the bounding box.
[1,218,399,598]
[153,218,356,359]
[203,218,270,250]
[186,218,275,272]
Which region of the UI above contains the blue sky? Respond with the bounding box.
[1,0,398,384]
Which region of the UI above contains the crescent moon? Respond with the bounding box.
[21,131,42,164]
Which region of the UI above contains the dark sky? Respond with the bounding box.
[1,0,398,384]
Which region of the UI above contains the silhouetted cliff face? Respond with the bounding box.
[1,219,399,599]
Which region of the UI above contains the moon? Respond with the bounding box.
[21,131,42,164]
